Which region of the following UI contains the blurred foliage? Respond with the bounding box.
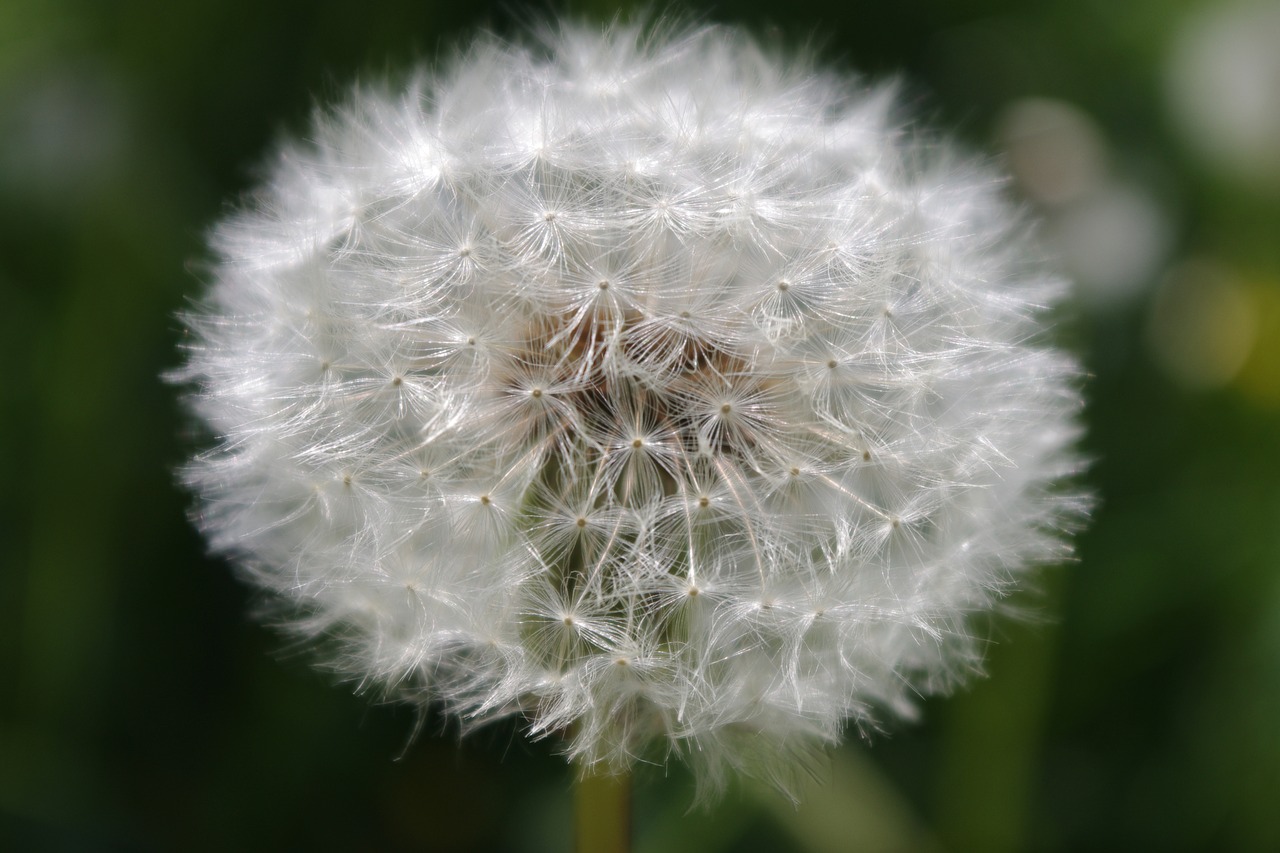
[2,0,1278,850]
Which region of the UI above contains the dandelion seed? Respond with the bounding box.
[175,21,1087,799]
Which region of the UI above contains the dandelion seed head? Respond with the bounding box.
[176,21,1087,798]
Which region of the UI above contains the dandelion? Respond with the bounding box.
[175,20,1086,817]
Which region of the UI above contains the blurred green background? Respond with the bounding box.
[3,0,1279,850]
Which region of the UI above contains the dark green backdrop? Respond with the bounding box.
[3,0,1278,850]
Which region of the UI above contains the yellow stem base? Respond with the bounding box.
[574,767,631,853]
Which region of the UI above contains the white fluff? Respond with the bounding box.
[176,22,1087,797]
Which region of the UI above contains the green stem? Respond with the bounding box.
[574,765,631,853]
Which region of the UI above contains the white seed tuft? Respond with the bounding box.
[175,22,1087,798]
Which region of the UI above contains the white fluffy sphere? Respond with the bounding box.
[177,23,1086,794]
